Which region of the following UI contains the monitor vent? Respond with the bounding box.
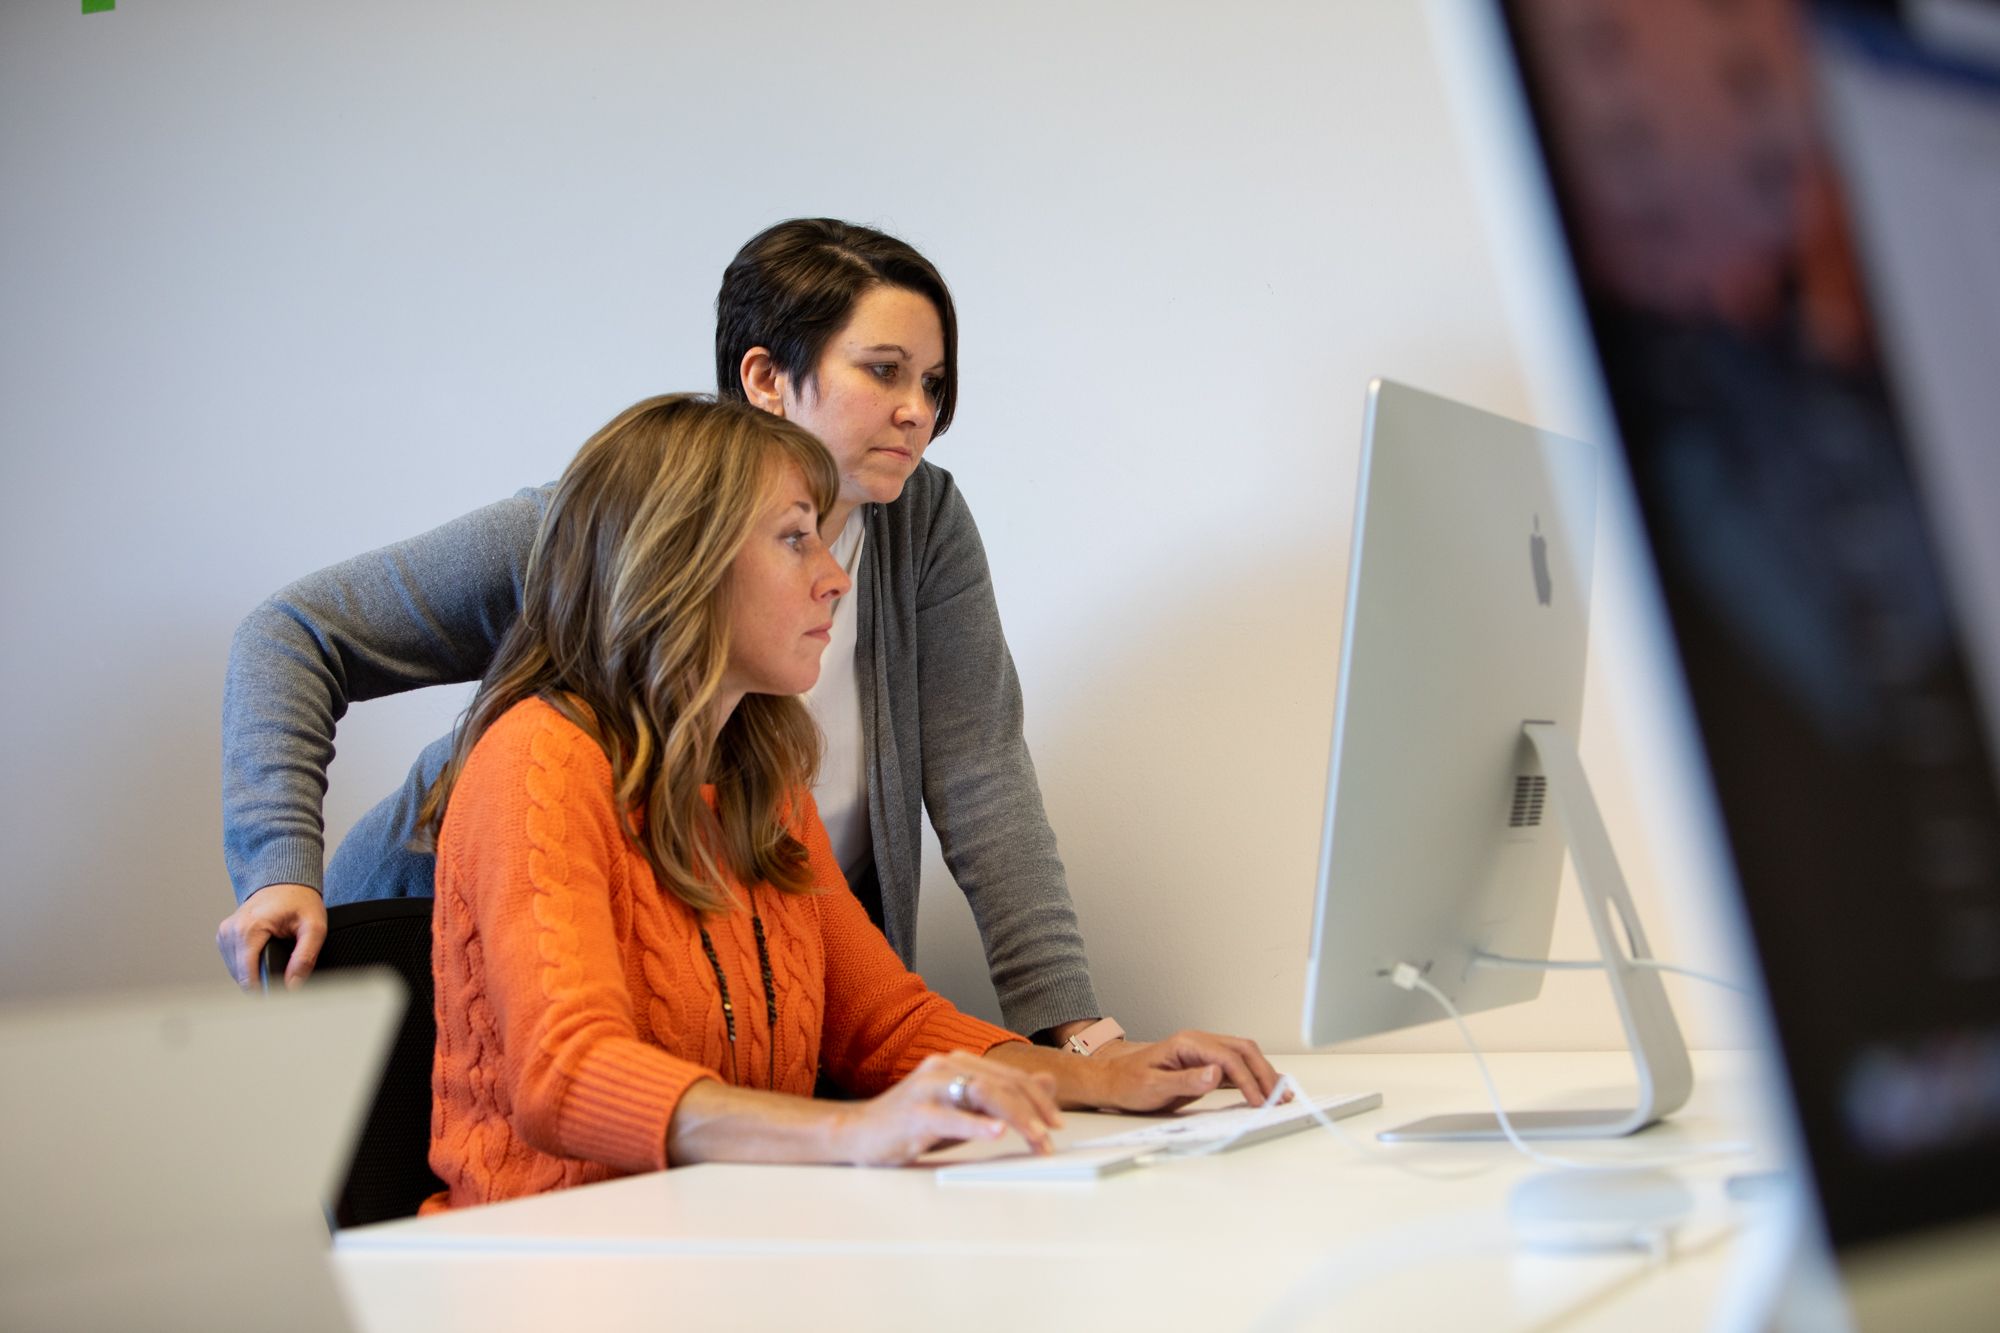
[1509,774,1547,829]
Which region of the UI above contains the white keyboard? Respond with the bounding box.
[1074,1089,1383,1155]
[935,1089,1382,1183]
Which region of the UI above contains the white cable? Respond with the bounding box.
[1387,963,1754,1171]
[1388,964,1603,1169]
[1474,950,1750,995]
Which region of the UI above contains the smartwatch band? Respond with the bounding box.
[1063,1016,1125,1057]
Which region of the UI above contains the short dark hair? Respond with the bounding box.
[715,218,959,436]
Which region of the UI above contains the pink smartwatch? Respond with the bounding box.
[1063,1017,1125,1056]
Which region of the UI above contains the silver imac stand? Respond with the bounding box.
[1378,720,1695,1142]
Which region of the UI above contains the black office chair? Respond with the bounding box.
[265,896,445,1227]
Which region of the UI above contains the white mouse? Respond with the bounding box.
[1506,1167,1696,1254]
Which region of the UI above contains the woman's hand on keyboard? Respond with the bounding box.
[833,1052,1066,1165]
[986,1030,1284,1114]
[1071,1030,1286,1113]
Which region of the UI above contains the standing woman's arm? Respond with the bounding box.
[221,486,549,906]
[894,464,1102,1040]
[216,487,551,988]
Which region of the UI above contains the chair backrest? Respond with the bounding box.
[266,897,442,1227]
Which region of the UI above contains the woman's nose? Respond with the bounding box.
[891,384,930,429]
[816,547,852,601]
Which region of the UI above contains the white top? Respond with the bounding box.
[805,508,871,884]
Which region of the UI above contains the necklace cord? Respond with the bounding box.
[697,906,778,1091]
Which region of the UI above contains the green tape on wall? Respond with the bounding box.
[83,0,115,12]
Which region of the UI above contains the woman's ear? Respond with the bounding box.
[739,347,789,416]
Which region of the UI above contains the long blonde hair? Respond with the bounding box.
[418,393,841,911]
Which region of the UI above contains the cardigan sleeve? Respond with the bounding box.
[797,794,1021,1095]
[907,470,1101,1035]
[220,486,550,901]
[438,703,714,1174]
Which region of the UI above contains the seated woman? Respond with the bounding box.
[420,393,1277,1207]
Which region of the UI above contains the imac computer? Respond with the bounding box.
[1301,378,1691,1141]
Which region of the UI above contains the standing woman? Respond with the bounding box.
[219,221,1103,1044]
[420,394,1275,1207]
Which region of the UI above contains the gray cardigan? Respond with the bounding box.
[221,461,1099,1037]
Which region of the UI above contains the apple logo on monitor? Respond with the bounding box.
[1531,516,1553,607]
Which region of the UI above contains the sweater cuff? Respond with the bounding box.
[556,1042,714,1174]
[997,976,1102,1044]
[896,1007,1024,1072]
[238,839,326,902]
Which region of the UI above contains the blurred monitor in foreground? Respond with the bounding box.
[1477,0,2000,1326]
[0,974,399,1333]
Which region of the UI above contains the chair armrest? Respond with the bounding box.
[260,936,298,994]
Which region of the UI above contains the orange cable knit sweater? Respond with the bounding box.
[425,697,1020,1212]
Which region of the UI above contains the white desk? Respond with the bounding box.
[334,1051,1775,1332]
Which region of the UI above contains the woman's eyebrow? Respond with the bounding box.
[858,342,946,371]
[856,342,945,374]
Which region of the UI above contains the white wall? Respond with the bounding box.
[0,0,1745,1053]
